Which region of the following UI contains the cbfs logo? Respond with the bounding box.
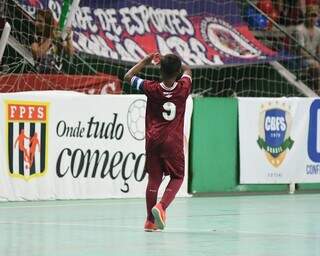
[257,102,294,167]
[6,101,49,181]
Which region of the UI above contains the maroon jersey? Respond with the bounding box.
[141,75,192,156]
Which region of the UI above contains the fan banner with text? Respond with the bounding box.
[19,0,279,65]
[239,97,320,184]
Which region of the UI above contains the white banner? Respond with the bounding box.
[239,97,320,184]
[0,92,192,201]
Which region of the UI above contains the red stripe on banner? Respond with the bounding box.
[0,73,122,94]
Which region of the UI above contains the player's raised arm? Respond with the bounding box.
[124,53,155,83]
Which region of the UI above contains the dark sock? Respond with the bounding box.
[146,172,163,222]
[160,177,184,210]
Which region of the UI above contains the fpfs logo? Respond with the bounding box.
[257,102,294,167]
[6,101,49,181]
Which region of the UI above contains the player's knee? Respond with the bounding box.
[170,172,184,180]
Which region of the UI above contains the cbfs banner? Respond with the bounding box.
[239,97,320,184]
[20,0,278,65]
[0,92,192,201]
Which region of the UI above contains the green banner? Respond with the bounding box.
[257,137,294,155]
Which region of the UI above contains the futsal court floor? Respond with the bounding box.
[0,193,319,256]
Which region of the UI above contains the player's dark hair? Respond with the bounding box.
[35,9,54,38]
[160,54,182,80]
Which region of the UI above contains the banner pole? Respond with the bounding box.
[61,0,80,41]
[59,0,71,30]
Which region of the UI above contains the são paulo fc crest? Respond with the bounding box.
[200,17,263,59]
[6,100,49,181]
[257,101,294,167]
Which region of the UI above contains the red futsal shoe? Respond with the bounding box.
[144,220,158,232]
[152,203,166,230]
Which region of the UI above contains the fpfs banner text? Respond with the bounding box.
[0,92,192,201]
[239,97,320,183]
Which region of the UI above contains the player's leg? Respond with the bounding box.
[160,153,184,210]
[152,153,184,230]
[145,152,163,231]
[146,166,163,222]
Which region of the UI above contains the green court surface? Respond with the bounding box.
[0,194,319,256]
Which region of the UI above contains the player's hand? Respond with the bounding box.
[143,52,161,65]
[142,53,155,65]
[152,52,161,65]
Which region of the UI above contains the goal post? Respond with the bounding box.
[0,22,11,64]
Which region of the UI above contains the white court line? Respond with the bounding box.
[0,199,187,210]
[0,220,319,239]
[0,201,144,210]
[166,228,320,239]
[0,220,140,231]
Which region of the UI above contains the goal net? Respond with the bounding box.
[0,0,318,96]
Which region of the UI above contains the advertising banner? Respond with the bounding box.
[239,97,320,183]
[0,92,192,200]
[19,0,279,65]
